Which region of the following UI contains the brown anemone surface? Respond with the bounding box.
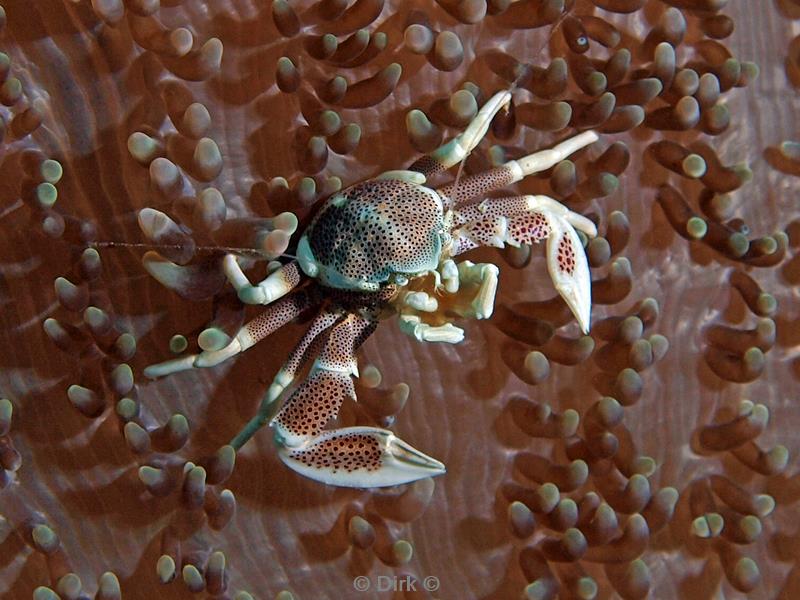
[1,1,799,599]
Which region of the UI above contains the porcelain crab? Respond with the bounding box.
[145,90,599,488]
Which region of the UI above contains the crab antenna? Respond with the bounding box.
[89,240,297,260]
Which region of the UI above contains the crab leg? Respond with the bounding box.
[143,290,316,378]
[267,313,445,488]
[228,308,342,450]
[408,90,512,177]
[437,130,599,206]
[450,195,595,333]
[223,256,302,305]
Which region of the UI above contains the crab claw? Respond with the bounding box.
[545,213,593,334]
[276,426,446,488]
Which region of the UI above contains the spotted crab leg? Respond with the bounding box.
[266,313,445,488]
[143,289,317,378]
[223,257,302,305]
[449,195,596,333]
[437,130,599,207]
[408,90,512,177]
[228,307,344,449]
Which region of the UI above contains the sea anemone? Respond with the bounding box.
[1,0,798,598]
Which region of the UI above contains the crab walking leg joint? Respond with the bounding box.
[144,90,600,488]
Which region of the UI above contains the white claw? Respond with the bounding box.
[456,261,499,320]
[545,215,593,334]
[398,315,465,344]
[404,291,438,312]
[277,426,446,488]
[440,259,459,293]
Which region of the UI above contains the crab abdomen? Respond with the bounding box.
[298,179,444,290]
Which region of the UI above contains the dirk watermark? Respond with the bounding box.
[353,574,440,592]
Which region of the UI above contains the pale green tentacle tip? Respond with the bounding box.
[0,397,12,421]
[488,144,506,166]
[754,493,775,517]
[127,131,159,162]
[740,61,759,83]
[98,572,120,595]
[84,306,109,329]
[537,482,560,511]
[449,89,478,121]
[360,364,382,388]
[36,182,57,208]
[157,554,176,584]
[170,334,188,353]
[727,232,749,257]
[318,110,341,136]
[326,175,342,193]
[235,593,256,600]
[277,56,296,70]
[198,327,230,351]
[297,176,316,205]
[56,573,81,598]
[768,445,789,471]
[508,501,535,537]
[632,456,656,476]
[274,592,294,600]
[734,557,760,589]
[111,363,134,393]
[33,587,59,600]
[562,409,580,437]
[524,580,551,600]
[575,576,598,599]
[32,524,59,552]
[138,465,163,488]
[116,397,138,421]
[168,412,189,434]
[692,512,723,538]
[780,140,800,160]
[40,159,63,184]
[82,246,101,262]
[393,539,413,564]
[208,550,226,570]
[182,564,204,588]
[406,108,435,132]
[274,210,299,234]
[682,154,706,178]
[524,350,550,384]
[739,515,762,540]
